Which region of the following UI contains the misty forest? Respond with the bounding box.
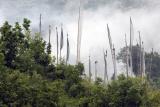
[0,0,160,107]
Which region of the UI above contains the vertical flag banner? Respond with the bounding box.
[60,25,64,61]
[129,17,134,76]
[47,25,51,54]
[66,34,70,64]
[107,24,117,79]
[56,27,59,65]
[49,25,51,44]
[104,51,108,84]
[76,0,82,64]
[39,14,42,36]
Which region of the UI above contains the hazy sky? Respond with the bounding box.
[0,0,160,80]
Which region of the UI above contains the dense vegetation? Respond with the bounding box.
[117,45,160,88]
[0,19,160,107]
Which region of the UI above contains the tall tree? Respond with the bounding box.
[117,45,142,76]
[0,21,25,68]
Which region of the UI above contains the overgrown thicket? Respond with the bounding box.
[0,19,160,107]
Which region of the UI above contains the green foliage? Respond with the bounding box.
[107,75,145,107]
[0,21,18,68]
[23,18,31,31]
[0,20,55,78]
[47,43,51,55]
[117,45,160,88]
[117,45,141,76]
[0,70,59,107]
[145,52,160,86]
[0,19,160,107]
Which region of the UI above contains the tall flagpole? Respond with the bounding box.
[56,27,59,65]
[125,34,129,77]
[76,0,82,64]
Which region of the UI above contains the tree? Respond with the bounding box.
[0,21,27,69]
[117,45,141,76]
[107,75,148,107]
[23,18,31,31]
[0,22,17,68]
[117,45,160,87]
